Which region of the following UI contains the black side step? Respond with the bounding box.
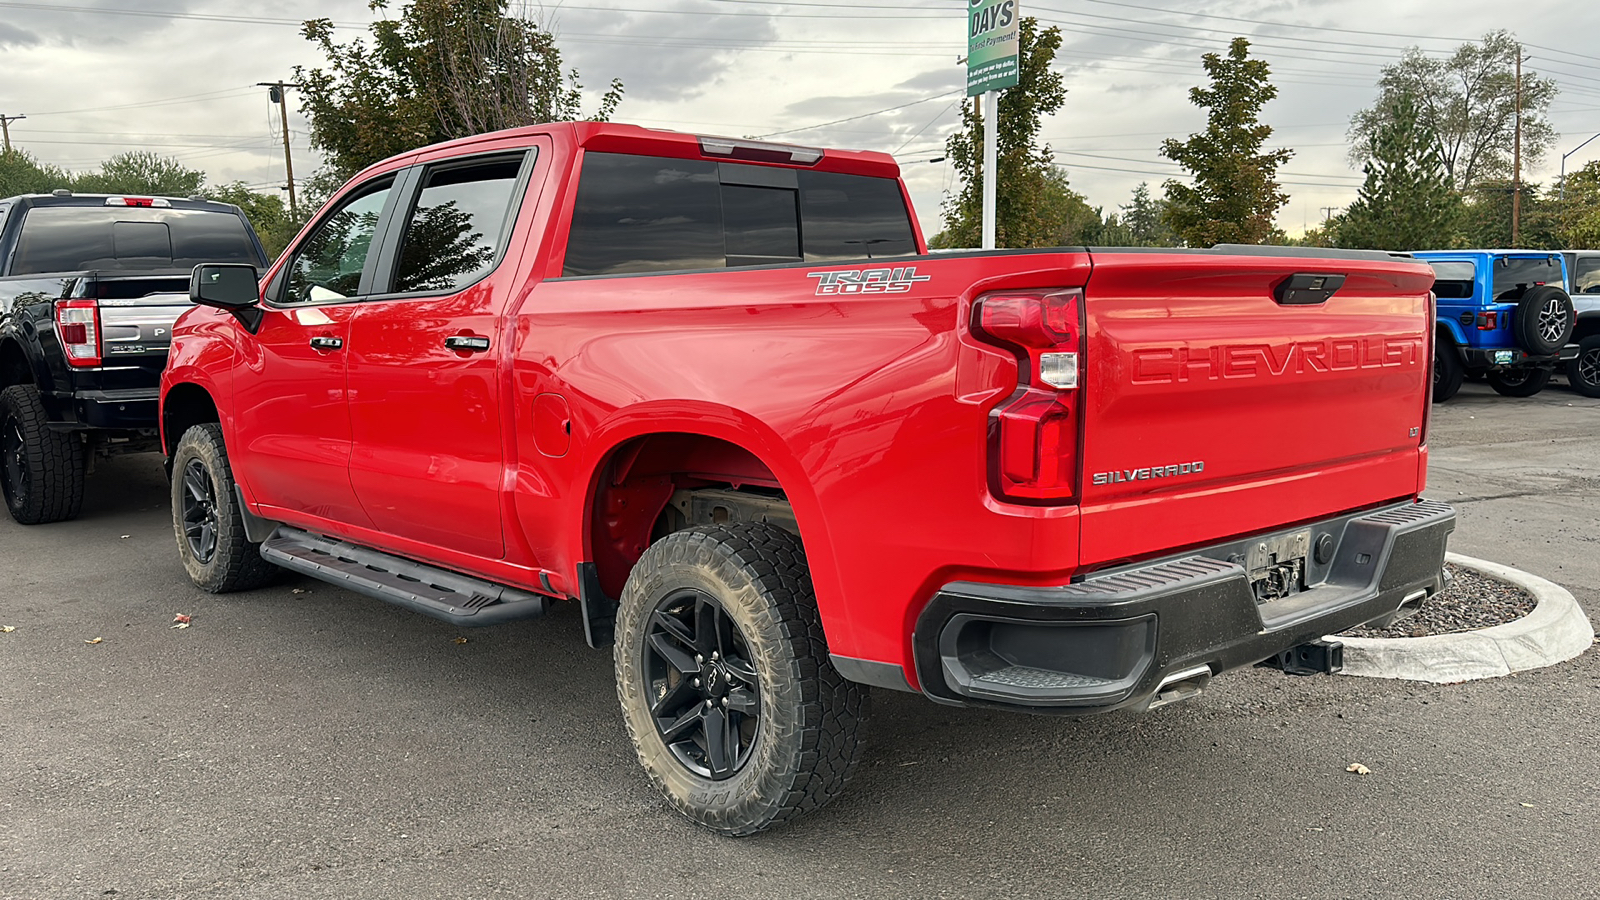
[261,527,548,627]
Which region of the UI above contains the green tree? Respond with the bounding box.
[1349,31,1556,191]
[297,0,623,184]
[937,17,1077,248]
[1160,38,1293,247]
[70,151,204,197]
[0,149,71,197]
[1117,182,1178,246]
[1556,160,1600,249]
[1338,93,1462,250]
[203,182,299,260]
[1459,180,1560,249]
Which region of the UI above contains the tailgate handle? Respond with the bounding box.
[1274,273,1346,306]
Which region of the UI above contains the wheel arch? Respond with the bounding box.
[1436,318,1468,349]
[0,336,41,389]
[575,411,849,653]
[161,381,221,458]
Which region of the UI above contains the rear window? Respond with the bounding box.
[10,206,261,275]
[1571,255,1600,295]
[1490,256,1564,301]
[563,152,916,277]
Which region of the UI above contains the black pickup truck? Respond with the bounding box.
[0,192,268,523]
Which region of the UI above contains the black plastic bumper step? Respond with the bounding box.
[261,527,548,627]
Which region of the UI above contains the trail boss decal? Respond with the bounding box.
[807,267,931,296]
[1092,461,1206,486]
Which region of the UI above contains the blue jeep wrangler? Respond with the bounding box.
[1415,250,1577,401]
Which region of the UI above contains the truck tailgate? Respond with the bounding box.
[1077,249,1436,567]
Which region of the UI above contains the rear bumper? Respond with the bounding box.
[43,387,160,429]
[911,499,1456,714]
[1460,346,1577,368]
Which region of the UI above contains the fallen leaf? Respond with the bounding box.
[1346,763,1371,775]
[453,636,469,645]
[0,625,14,633]
[85,637,103,645]
[173,614,192,624]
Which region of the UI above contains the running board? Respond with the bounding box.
[261,526,548,627]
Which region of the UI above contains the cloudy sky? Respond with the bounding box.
[3,0,1598,238]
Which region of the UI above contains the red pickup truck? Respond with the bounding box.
[161,122,1455,835]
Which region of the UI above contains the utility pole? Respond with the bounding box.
[257,82,299,218]
[0,114,24,153]
[1512,50,1524,247]
[1320,206,1340,226]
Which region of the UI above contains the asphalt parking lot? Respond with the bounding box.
[2,378,1597,900]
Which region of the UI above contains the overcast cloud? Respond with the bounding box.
[3,0,1598,237]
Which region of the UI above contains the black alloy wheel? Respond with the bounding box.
[180,458,221,564]
[1,414,26,510]
[1485,366,1552,397]
[1513,285,1575,355]
[643,588,762,779]
[1567,335,1600,398]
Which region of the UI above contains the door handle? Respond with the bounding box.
[444,335,491,353]
[309,336,343,351]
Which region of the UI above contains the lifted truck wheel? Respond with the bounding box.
[171,423,279,593]
[0,384,85,525]
[1432,343,1464,402]
[614,523,869,836]
[1566,335,1600,398]
[1485,366,1552,398]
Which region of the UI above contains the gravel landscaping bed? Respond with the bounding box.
[1341,563,1536,639]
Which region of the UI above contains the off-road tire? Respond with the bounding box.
[171,423,279,593]
[614,523,869,837]
[1432,342,1464,402]
[1485,366,1552,398]
[1513,285,1575,355]
[0,384,85,525]
[1566,334,1600,398]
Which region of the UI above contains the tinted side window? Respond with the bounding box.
[1426,261,1476,300]
[799,171,916,261]
[564,154,723,276]
[1573,257,1600,294]
[392,154,525,294]
[10,207,260,275]
[284,181,392,303]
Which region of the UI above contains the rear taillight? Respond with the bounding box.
[973,289,1084,503]
[55,299,102,367]
[1422,294,1436,446]
[1475,310,1498,330]
[104,197,170,208]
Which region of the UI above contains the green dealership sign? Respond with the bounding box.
[967,0,1020,96]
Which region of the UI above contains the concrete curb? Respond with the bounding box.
[1331,552,1595,683]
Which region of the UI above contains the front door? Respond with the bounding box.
[345,152,532,560]
[232,175,398,526]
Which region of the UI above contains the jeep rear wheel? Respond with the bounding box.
[1485,366,1552,398]
[614,523,869,836]
[1513,285,1575,355]
[0,384,85,525]
[1433,342,1464,402]
[1566,335,1600,398]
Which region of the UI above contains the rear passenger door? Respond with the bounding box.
[345,148,537,560]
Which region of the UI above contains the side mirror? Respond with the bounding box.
[190,263,260,309]
[190,263,264,333]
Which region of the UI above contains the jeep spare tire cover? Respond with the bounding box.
[1513,284,1575,355]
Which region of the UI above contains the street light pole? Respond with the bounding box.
[1559,130,1600,205]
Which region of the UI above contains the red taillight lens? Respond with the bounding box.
[55,299,102,367]
[1475,310,1498,330]
[973,289,1084,504]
